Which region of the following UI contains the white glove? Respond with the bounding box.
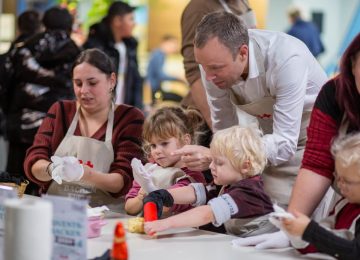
[269,204,295,230]
[87,206,110,217]
[231,230,290,249]
[268,204,305,248]
[131,158,157,193]
[50,156,84,184]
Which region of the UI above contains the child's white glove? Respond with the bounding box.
[231,230,290,249]
[131,158,157,193]
[50,156,84,184]
[268,204,305,248]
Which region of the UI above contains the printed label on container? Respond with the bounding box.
[44,195,88,260]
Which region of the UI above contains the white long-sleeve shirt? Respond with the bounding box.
[202,29,328,166]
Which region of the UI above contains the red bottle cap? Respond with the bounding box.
[144,202,158,222]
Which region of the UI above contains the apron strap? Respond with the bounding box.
[105,103,115,143]
[65,106,80,137]
[251,40,267,79]
[338,114,349,137]
[228,41,269,102]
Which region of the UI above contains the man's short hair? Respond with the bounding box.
[194,11,249,59]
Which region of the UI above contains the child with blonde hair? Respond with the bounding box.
[280,133,360,259]
[125,106,206,215]
[143,126,274,236]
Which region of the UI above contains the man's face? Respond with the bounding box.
[194,37,248,89]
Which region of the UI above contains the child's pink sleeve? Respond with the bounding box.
[125,180,141,201]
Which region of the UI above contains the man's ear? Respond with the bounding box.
[238,44,248,61]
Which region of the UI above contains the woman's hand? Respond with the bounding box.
[282,210,311,237]
[172,145,212,171]
[50,156,84,184]
[144,219,170,236]
[80,164,93,182]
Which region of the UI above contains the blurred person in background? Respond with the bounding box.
[287,6,324,58]
[0,10,42,98]
[146,35,184,104]
[8,10,42,52]
[3,6,81,194]
[0,10,42,171]
[83,1,143,109]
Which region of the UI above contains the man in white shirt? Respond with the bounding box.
[174,11,327,207]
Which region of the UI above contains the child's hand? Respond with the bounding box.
[137,188,146,201]
[144,219,170,236]
[281,210,310,237]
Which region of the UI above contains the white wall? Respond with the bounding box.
[265,0,359,70]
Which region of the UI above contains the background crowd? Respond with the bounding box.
[0,1,360,259]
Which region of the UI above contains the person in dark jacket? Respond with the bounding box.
[83,1,143,109]
[287,6,324,58]
[0,10,42,137]
[3,6,81,192]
